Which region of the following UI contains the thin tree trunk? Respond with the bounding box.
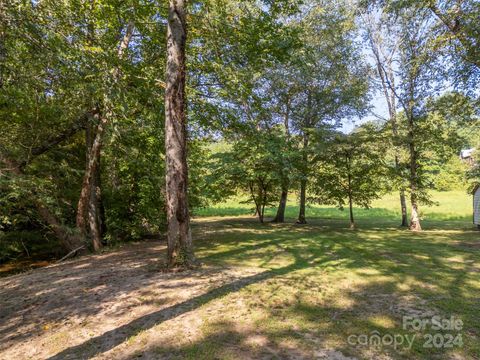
[165,0,195,268]
[87,123,103,251]
[273,94,290,223]
[369,35,408,227]
[348,193,355,229]
[298,179,307,224]
[297,131,309,224]
[407,114,422,231]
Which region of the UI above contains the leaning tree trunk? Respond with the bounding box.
[165,0,196,268]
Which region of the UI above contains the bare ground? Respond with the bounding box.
[0,240,273,359]
[2,240,348,360]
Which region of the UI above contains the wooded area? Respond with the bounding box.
[0,0,479,358]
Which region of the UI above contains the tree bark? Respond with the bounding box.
[76,112,106,240]
[298,179,307,224]
[165,0,195,268]
[85,123,103,251]
[297,131,309,224]
[76,21,134,250]
[407,114,422,231]
[409,192,421,231]
[348,192,355,229]
[273,94,290,223]
[272,188,288,223]
[369,33,408,227]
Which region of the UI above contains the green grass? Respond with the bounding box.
[195,190,473,226]
[159,190,479,359]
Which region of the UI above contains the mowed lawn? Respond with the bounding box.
[1,191,478,360]
[182,190,480,359]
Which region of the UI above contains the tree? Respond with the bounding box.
[359,8,409,227]
[310,125,388,229]
[288,1,370,224]
[165,0,196,268]
[210,128,290,223]
[75,19,135,252]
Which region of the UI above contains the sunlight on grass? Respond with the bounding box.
[185,192,480,359]
[195,190,473,224]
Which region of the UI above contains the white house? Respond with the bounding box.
[461,148,475,160]
[474,185,480,228]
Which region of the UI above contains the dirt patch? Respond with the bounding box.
[0,241,266,359]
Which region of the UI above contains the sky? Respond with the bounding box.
[341,92,389,133]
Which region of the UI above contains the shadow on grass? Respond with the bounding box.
[45,216,480,359]
[46,251,318,360]
[1,215,477,359]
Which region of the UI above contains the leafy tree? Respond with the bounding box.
[288,1,370,224]
[210,128,292,223]
[310,125,388,229]
[359,6,409,226]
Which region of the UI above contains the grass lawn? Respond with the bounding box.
[1,191,478,359]
[177,190,479,359]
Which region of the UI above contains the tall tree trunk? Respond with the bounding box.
[346,154,355,229]
[76,21,134,249]
[273,94,290,223]
[407,114,422,231]
[386,69,408,228]
[297,131,308,224]
[86,123,103,251]
[369,35,408,227]
[165,0,195,268]
[76,112,106,238]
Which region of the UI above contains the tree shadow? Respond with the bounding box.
[45,253,317,360]
[1,216,478,359]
